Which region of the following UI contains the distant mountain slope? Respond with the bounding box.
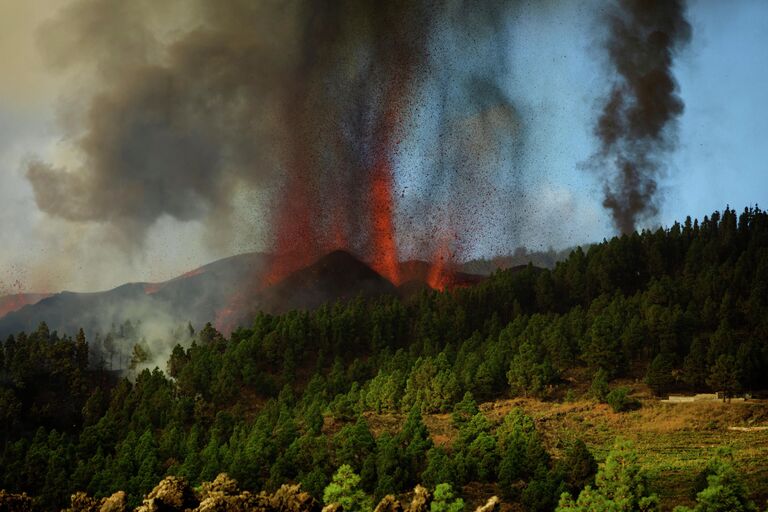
[0,293,51,318]
[0,253,270,339]
[0,250,489,340]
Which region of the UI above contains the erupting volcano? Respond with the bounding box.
[259,2,504,292]
[17,0,694,335]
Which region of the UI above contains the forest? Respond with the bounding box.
[1,206,768,511]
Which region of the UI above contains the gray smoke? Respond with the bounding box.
[27,0,296,245]
[590,0,691,234]
[24,0,685,272]
[25,0,522,269]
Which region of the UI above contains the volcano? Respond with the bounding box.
[0,250,485,342]
[258,250,398,313]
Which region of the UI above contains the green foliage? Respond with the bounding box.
[323,464,373,512]
[129,342,151,371]
[402,353,460,413]
[605,387,638,413]
[398,406,434,487]
[645,352,675,396]
[706,355,742,401]
[507,340,557,397]
[422,448,456,489]
[334,417,376,488]
[451,392,479,428]
[452,412,498,484]
[497,409,549,498]
[590,369,610,401]
[430,483,464,512]
[557,439,597,494]
[556,439,658,512]
[581,308,624,378]
[674,451,758,512]
[3,206,768,508]
[522,465,568,512]
[374,434,401,498]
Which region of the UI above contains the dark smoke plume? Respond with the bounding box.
[27,0,521,279]
[591,0,691,234]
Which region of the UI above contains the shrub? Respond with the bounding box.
[589,370,609,401]
[605,387,638,413]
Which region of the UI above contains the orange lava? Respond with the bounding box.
[0,292,51,318]
[143,283,162,294]
[427,246,453,291]
[427,229,460,291]
[214,302,240,335]
[214,264,266,334]
[261,47,417,294]
[368,156,401,285]
[364,68,411,286]
[0,295,25,318]
[179,267,205,279]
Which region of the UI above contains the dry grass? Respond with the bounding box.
[509,398,768,510]
[346,397,768,511]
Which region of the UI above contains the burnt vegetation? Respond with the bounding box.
[2,206,768,510]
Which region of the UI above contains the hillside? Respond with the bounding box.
[0,293,52,318]
[0,253,270,340]
[0,251,485,348]
[353,394,768,510]
[2,206,768,511]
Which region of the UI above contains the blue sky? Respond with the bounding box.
[0,0,767,291]
[666,0,768,224]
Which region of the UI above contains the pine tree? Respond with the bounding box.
[75,328,89,370]
[706,355,742,402]
[557,439,597,494]
[129,343,151,371]
[556,439,658,512]
[645,352,675,396]
[323,464,373,512]
[673,453,757,512]
[451,392,479,428]
[589,369,610,401]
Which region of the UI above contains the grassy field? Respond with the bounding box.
[354,389,768,511]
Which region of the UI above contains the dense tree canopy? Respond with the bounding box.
[2,206,768,510]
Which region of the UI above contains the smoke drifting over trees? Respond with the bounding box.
[589,0,691,234]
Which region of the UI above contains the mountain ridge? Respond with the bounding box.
[0,250,487,341]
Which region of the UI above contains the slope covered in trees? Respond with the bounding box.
[1,206,768,510]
